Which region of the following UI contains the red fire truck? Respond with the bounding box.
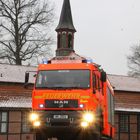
[25,55,115,140]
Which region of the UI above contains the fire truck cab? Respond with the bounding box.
[25,57,115,140]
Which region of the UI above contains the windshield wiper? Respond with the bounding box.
[35,87,53,89]
[51,87,68,89]
[36,86,89,90]
[36,87,70,90]
[70,87,89,89]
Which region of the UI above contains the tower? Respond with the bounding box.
[56,0,76,56]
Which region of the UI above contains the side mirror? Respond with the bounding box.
[24,71,37,88]
[101,71,106,82]
[25,72,29,86]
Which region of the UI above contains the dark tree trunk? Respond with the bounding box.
[0,0,54,65]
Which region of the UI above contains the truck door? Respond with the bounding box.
[92,71,101,96]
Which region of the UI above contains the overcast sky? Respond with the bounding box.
[51,0,140,75]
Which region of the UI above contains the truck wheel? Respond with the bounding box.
[80,132,100,140]
[100,136,112,140]
[87,134,100,140]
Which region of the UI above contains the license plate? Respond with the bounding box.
[53,115,68,119]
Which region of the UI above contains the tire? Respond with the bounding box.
[76,131,100,140]
[100,136,112,140]
[49,131,101,140]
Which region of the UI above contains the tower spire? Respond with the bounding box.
[56,0,76,31]
[56,0,76,56]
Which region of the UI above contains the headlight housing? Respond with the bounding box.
[39,104,44,108]
[83,112,95,123]
[81,121,89,128]
[79,104,84,108]
[30,113,39,121]
[33,121,41,127]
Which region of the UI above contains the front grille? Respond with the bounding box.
[51,121,70,126]
[45,100,78,108]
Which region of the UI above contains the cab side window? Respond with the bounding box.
[93,72,101,92]
[97,75,101,91]
[92,73,97,90]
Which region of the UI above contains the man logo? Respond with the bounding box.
[54,100,69,108]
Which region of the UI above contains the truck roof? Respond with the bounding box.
[38,63,98,71]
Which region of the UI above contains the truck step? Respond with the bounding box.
[48,138,58,140]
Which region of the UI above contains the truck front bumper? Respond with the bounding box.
[30,110,98,131]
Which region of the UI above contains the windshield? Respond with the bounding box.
[35,70,90,89]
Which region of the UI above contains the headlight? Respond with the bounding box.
[30,113,39,121]
[39,104,44,108]
[83,112,95,123]
[33,121,41,127]
[81,121,89,128]
[79,104,84,108]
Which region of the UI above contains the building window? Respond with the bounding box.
[0,112,8,133]
[61,32,66,48]
[68,33,72,48]
[138,115,140,133]
[119,114,129,132]
[22,112,30,133]
[107,87,114,126]
[58,33,61,48]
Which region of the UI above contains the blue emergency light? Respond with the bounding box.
[82,58,93,63]
[42,58,48,64]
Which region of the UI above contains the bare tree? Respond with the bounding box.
[0,0,54,65]
[127,45,140,78]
